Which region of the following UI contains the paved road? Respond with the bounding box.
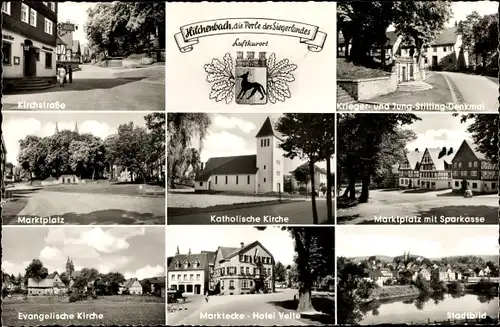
[168,200,333,225]
[3,64,165,111]
[440,72,499,110]
[337,189,497,224]
[169,290,306,326]
[3,189,165,224]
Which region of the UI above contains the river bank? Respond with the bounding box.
[367,285,420,302]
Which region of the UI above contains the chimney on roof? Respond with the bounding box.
[188,248,191,255]
[175,246,179,255]
[415,148,418,152]
[200,162,204,171]
[240,242,244,248]
[447,147,453,155]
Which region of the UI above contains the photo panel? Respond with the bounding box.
[1,111,166,225]
[1,226,166,326]
[2,1,165,111]
[336,1,499,112]
[167,113,334,225]
[166,2,336,113]
[336,225,499,325]
[166,225,335,326]
[336,112,498,225]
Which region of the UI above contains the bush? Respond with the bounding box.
[69,293,87,303]
[249,288,256,294]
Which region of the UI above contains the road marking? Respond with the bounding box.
[440,73,458,105]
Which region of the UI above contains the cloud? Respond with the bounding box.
[407,129,469,152]
[201,131,254,162]
[45,227,145,254]
[2,260,30,276]
[124,265,165,280]
[212,115,256,134]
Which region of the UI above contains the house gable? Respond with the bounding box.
[452,140,480,164]
[225,241,274,263]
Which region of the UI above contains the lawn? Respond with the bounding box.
[337,58,390,79]
[2,295,165,326]
[167,192,281,208]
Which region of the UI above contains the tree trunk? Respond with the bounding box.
[309,161,319,224]
[92,168,95,180]
[293,229,315,313]
[358,173,371,203]
[326,159,333,224]
[381,41,386,68]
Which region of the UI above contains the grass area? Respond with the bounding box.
[42,182,165,197]
[1,196,29,217]
[337,58,390,79]
[370,285,420,300]
[368,73,453,105]
[269,295,335,325]
[2,295,165,326]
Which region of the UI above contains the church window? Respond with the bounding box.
[247,175,250,184]
[215,176,218,184]
[261,139,264,147]
[266,139,270,147]
[225,176,228,184]
[276,160,280,165]
[199,182,203,186]
[277,171,280,176]
[264,165,266,169]
[264,178,266,183]
[236,176,239,184]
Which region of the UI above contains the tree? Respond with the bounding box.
[100,272,126,295]
[274,261,287,282]
[144,113,166,183]
[167,113,211,188]
[457,11,482,67]
[457,114,498,162]
[276,114,335,224]
[25,259,49,282]
[292,164,311,195]
[337,256,374,324]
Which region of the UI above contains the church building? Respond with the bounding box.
[194,117,285,194]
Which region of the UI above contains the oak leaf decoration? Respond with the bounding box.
[204,53,235,104]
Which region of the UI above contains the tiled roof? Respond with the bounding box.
[168,253,210,271]
[71,271,82,278]
[201,251,217,265]
[464,139,487,161]
[221,241,274,261]
[369,270,383,278]
[195,155,258,181]
[426,148,453,171]
[28,278,54,288]
[339,26,459,46]
[406,150,422,170]
[122,278,138,289]
[219,246,240,259]
[256,117,279,138]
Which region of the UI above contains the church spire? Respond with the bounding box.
[74,122,79,134]
[55,122,59,134]
[176,246,180,255]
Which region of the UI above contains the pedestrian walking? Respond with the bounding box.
[57,65,67,87]
[204,288,209,302]
[64,65,69,84]
[68,65,73,83]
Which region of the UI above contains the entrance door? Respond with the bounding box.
[409,64,414,80]
[426,182,430,189]
[208,181,211,190]
[23,47,37,77]
[194,285,201,294]
[402,67,406,82]
[432,56,438,69]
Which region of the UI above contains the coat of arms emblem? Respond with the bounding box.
[204,52,297,105]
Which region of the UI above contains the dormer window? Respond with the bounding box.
[192,260,200,268]
[174,261,180,269]
[184,261,190,269]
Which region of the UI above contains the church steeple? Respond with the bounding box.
[55,123,59,134]
[176,246,180,255]
[74,122,79,134]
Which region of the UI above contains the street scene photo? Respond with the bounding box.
[2,1,165,110]
[1,112,165,225]
[337,113,498,224]
[1,226,166,326]
[337,1,498,111]
[167,226,334,326]
[168,113,334,225]
[337,225,499,325]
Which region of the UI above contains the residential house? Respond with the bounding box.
[484,266,491,276]
[119,278,142,295]
[419,147,454,190]
[27,272,66,295]
[168,250,211,295]
[149,277,166,298]
[417,268,431,281]
[290,163,328,194]
[451,139,498,194]
[2,1,58,90]
[338,26,468,71]
[211,241,275,295]
[368,270,386,287]
[476,268,486,277]
[195,117,285,194]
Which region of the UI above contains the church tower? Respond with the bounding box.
[55,122,59,134]
[74,122,79,134]
[255,117,284,193]
[65,257,74,277]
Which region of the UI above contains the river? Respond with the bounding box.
[359,293,497,324]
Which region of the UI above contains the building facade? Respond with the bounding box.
[2,1,58,89]
[28,272,66,295]
[290,163,328,194]
[399,150,422,188]
[167,251,211,295]
[211,241,274,295]
[195,117,285,194]
[119,278,143,295]
[419,147,454,190]
[451,139,498,194]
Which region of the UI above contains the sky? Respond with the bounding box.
[2,112,153,165]
[337,225,498,258]
[2,226,165,280]
[401,113,478,152]
[57,2,97,46]
[186,113,335,173]
[166,226,296,266]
